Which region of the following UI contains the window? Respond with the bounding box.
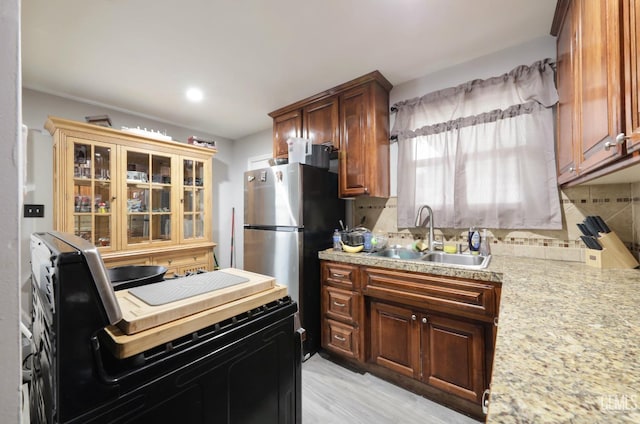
[392,59,562,230]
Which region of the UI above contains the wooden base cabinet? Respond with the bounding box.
[320,260,500,417]
[370,301,420,379]
[422,313,485,404]
[320,262,364,361]
[370,301,486,404]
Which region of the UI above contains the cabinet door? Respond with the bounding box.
[339,85,370,197]
[273,110,302,158]
[68,139,116,251]
[575,0,623,174]
[303,97,339,150]
[370,301,420,379]
[122,149,175,248]
[181,158,210,243]
[556,0,578,184]
[624,0,640,152]
[422,314,485,404]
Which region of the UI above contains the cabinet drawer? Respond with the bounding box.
[362,267,498,320]
[323,262,358,289]
[153,251,209,268]
[323,286,359,324]
[103,256,152,268]
[323,319,359,359]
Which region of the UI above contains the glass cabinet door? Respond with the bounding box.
[183,159,205,240]
[72,141,113,248]
[125,150,173,246]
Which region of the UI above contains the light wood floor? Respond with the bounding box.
[301,353,481,424]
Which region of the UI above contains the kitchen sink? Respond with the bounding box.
[421,251,491,269]
[369,246,423,260]
[369,247,491,269]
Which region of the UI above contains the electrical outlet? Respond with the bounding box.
[24,204,45,218]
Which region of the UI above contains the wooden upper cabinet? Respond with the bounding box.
[339,78,391,198]
[553,0,632,184]
[269,71,392,198]
[624,0,640,153]
[303,97,339,150]
[575,0,623,174]
[272,110,302,159]
[339,85,369,196]
[556,0,578,184]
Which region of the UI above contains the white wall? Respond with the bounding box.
[228,128,273,269]
[0,0,23,422]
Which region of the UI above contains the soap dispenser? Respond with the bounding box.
[468,227,481,255]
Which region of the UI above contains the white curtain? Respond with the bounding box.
[393,59,562,230]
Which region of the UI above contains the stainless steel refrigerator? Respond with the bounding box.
[244,163,344,357]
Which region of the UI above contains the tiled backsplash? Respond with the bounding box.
[353,183,639,262]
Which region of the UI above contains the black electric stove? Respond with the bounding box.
[29,232,301,424]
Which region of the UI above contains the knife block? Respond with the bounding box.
[584,232,639,269]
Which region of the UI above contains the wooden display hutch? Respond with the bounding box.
[46,116,217,276]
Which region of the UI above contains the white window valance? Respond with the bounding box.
[392,59,562,230]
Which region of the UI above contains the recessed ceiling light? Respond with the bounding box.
[186,88,203,102]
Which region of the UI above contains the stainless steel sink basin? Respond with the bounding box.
[421,252,491,269]
[369,247,423,260]
[369,246,491,269]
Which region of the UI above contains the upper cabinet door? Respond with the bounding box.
[273,110,302,158]
[556,0,578,184]
[339,85,370,197]
[575,0,623,174]
[624,0,640,153]
[122,149,175,248]
[69,139,116,251]
[181,158,209,243]
[303,97,339,150]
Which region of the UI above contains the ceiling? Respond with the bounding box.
[21,0,557,141]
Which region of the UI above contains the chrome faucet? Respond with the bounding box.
[415,205,442,252]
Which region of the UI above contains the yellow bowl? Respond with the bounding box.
[443,245,457,254]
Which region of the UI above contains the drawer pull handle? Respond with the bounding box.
[422,317,428,324]
[411,314,417,321]
[331,273,345,278]
[333,301,346,307]
[334,335,346,342]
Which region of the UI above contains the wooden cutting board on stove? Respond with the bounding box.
[115,268,276,334]
[103,284,288,359]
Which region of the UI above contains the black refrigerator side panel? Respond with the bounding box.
[300,166,345,355]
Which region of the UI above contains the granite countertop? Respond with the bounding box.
[318,249,640,423]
